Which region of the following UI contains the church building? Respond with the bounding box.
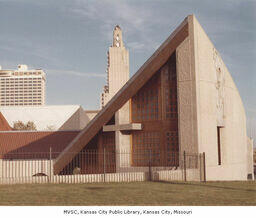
[53,15,253,181]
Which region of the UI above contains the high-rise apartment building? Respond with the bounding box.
[0,64,45,106]
[101,25,129,108]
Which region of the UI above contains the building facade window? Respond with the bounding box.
[217,127,222,165]
[131,53,179,167]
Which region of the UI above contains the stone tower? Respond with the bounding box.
[101,25,129,108]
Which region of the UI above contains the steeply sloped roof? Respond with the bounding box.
[0,112,12,131]
[0,131,80,159]
[0,105,84,131]
[54,15,190,174]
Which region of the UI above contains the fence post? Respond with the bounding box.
[183,151,186,182]
[0,157,2,182]
[48,147,52,183]
[203,152,206,182]
[103,147,106,183]
[148,150,152,181]
[50,147,52,181]
[49,147,52,183]
[199,153,202,182]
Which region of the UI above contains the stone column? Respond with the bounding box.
[115,101,131,172]
[0,159,2,179]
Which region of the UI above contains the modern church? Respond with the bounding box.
[52,15,253,181]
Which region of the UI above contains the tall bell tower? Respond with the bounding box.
[101,25,129,108]
[100,25,131,172]
[113,25,124,48]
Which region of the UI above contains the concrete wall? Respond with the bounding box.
[177,37,199,155]
[191,15,248,181]
[0,159,52,178]
[155,169,200,182]
[247,137,254,180]
[60,106,90,130]
[85,110,99,121]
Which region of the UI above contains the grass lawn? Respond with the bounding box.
[0,181,255,206]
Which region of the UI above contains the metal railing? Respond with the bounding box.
[0,149,206,184]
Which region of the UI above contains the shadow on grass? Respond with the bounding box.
[153,180,256,192]
[86,187,112,191]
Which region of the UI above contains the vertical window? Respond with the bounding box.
[131,73,159,122]
[132,132,160,166]
[164,57,178,120]
[102,132,116,172]
[217,127,222,165]
[166,131,179,166]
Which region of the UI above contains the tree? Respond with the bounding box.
[13,121,37,130]
[45,125,56,131]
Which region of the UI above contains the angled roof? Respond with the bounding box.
[0,131,80,159]
[0,112,12,131]
[54,15,190,174]
[0,105,84,131]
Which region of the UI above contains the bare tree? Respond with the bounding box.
[45,125,56,131]
[13,121,37,130]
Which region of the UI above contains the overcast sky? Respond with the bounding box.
[0,0,256,140]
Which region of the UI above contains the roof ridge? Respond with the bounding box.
[0,112,12,131]
[0,130,81,133]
